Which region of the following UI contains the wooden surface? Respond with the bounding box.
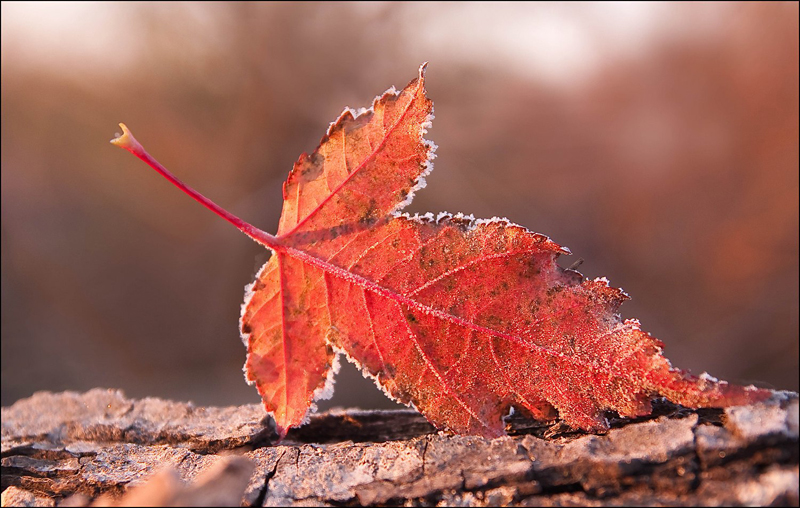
[1,389,798,506]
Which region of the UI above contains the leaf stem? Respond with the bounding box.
[110,123,280,250]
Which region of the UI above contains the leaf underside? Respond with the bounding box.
[240,65,769,439]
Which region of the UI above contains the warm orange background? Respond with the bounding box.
[2,3,797,410]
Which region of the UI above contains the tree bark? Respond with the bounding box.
[2,389,797,506]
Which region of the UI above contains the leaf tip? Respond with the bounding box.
[110,122,142,153]
[418,62,429,86]
[272,422,289,443]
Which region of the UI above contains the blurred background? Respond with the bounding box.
[2,2,797,411]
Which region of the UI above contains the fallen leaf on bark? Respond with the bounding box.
[112,64,770,439]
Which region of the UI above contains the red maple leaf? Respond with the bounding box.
[112,64,770,439]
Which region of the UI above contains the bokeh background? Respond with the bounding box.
[2,2,797,411]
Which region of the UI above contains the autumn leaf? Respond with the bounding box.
[111,64,770,439]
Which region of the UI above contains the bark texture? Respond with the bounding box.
[1,389,798,506]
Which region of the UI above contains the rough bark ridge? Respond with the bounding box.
[1,389,797,506]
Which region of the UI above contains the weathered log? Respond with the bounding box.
[1,389,797,506]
